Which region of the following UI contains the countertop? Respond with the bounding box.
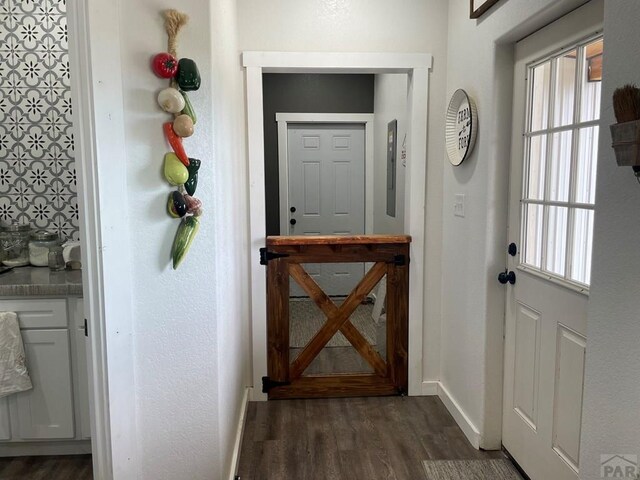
[0,266,83,296]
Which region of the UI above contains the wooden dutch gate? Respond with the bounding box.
[261,235,410,399]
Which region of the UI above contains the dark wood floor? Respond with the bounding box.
[237,396,505,480]
[0,455,92,480]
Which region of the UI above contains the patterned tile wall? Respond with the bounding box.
[0,0,79,241]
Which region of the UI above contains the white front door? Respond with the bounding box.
[286,123,365,296]
[502,3,603,479]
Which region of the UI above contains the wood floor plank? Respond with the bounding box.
[0,455,92,480]
[237,396,511,480]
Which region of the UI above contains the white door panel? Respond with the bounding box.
[287,124,365,296]
[502,3,602,479]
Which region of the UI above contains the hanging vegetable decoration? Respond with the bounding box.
[153,9,203,269]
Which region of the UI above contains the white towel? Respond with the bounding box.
[0,312,33,398]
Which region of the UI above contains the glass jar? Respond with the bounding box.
[48,245,66,271]
[0,222,32,267]
[29,231,60,267]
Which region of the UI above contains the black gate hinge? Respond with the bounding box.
[84,318,88,337]
[393,254,407,266]
[259,247,290,265]
[262,376,290,393]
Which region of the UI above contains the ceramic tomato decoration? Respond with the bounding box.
[152,53,178,78]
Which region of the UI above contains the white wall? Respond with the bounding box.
[441,0,595,448]
[373,74,407,235]
[579,2,640,478]
[117,0,249,478]
[238,0,449,387]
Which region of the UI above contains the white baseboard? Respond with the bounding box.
[436,382,481,449]
[421,380,439,395]
[227,386,251,480]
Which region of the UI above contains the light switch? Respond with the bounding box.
[454,194,465,218]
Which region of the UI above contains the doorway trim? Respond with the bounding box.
[68,0,138,478]
[243,52,432,400]
[276,113,375,236]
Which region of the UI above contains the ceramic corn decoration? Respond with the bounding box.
[153,9,203,269]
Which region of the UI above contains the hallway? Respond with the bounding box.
[237,396,516,479]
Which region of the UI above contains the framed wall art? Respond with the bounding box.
[470,0,501,19]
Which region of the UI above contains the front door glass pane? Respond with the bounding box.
[520,36,602,288]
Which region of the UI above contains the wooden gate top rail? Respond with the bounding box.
[266,234,411,246]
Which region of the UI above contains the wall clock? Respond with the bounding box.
[445,89,478,166]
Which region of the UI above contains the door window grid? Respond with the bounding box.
[520,36,602,289]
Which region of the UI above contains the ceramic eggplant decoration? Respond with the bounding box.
[168,191,188,218]
[154,9,204,269]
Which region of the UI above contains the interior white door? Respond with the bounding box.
[502,3,603,480]
[286,123,365,296]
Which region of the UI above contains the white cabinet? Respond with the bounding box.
[0,398,10,440]
[70,298,91,440]
[14,329,74,439]
[0,297,90,453]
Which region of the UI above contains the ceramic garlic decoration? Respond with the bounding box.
[154,9,203,269]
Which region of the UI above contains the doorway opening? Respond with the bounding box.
[0,0,94,477]
[243,52,432,401]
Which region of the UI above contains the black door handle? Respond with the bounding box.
[290,218,296,226]
[498,269,516,285]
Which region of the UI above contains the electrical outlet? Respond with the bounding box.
[454,194,465,218]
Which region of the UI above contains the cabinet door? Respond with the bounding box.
[71,298,91,439]
[15,329,75,440]
[0,397,10,440]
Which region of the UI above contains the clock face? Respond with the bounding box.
[446,89,477,166]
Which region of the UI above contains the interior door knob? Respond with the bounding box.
[290,218,296,226]
[498,269,516,285]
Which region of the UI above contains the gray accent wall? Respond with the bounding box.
[0,0,78,240]
[262,73,374,235]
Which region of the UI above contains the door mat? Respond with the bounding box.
[421,459,523,480]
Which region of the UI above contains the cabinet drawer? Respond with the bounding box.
[0,299,68,329]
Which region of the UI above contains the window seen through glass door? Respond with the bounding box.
[521,36,603,287]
